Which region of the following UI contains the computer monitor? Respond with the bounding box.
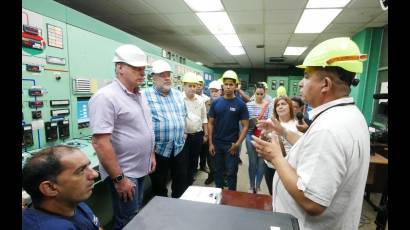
[76,97,90,124]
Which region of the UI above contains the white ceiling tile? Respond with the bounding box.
[325,23,365,34]
[238,34,264,47]
[364,21,388,28]
[289,34,319,43]
[316,33,350,43]
[245,46,264,59]
[265,24,295,34]
[265,10,303,24]
[235,24,264,34]
[56,0,388,68]
[265,34,291,43]
[113,0,157,14]
[229,11,263,25]
[143,0,191,13]
[223,0,263,11]
[372,11,388,23]
[163,13,202,26]
[174,26,210,36]
[265,0,308,10]
[347,0,381,8]
[234,55,252,67]
[128,14,171,27]
[265,45,287,57]
[335,8,385,24]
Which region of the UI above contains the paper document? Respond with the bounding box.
[180,186,222,204]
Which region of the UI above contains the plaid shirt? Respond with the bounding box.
[144,87,187,157]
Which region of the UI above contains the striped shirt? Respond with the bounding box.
[144,87,187,158]
[246,100,274,120]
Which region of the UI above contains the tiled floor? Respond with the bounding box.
[186,142,388,230]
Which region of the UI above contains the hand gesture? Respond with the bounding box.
[251,134,283,166]
[257,118,286,136]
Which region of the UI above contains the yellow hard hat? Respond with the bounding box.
[182,72,199,84]
[297,37,368,73]
[277,86,287,97]
[221,70,239,83]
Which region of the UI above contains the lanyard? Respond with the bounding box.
[311,102,355,124]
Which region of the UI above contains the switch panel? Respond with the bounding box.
[58,120,70,140]
[28,88,43,96]
[22,124,34,147]
[44,121,58,142]
[50,109,70,117]
[29,101,44,108]
[31,111,42,119]
[50,100,70,107]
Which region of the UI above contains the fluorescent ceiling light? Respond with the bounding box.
[196,62,203,65]
[196,12,235,34]
[306,0,351,8]
[184,0,224,12]
[225,46,245,55]
[294,9,342,33]
[215,34,242,47]
[284,47,307,55]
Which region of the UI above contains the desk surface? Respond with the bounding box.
[123,196,299,230]
[371,153,388,165]
[221,189,272,211]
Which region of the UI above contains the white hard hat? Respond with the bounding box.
[113,44,147,67]
[196,74,204,83]
[151,59,172,74]
[208,80,221,90]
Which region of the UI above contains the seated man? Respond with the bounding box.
[22,145,102,230]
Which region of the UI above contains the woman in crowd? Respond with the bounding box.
[264,96,303,195]
[245,84,273,193]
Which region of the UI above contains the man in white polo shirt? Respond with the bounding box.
[252,37,370,230]
[182,72,208,185]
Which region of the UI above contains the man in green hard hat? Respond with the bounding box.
[252,37,370,230]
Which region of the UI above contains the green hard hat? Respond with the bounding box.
[297,37,368,73]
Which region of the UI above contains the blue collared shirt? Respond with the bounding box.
[144,87,187,157]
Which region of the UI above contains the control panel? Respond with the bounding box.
[22,124,34,147]
[58,120,70,140]
[44,121,58,142]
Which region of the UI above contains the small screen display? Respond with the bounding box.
[77,97,90,124]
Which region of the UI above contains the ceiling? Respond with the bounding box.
[55,0,388,69]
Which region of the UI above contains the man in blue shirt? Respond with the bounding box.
[144,59,188,198]
[22,145,101,230]
[208,70,249,190]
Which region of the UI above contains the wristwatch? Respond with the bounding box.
[112,172,125,183]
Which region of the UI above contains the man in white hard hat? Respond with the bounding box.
[252,37,370,230]
[144,59,188,198]
[89,44,156,230]
[195,75,211,174]
[204,80,222,185]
